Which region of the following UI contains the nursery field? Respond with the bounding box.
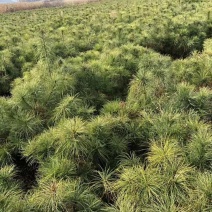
[0,0,99,14]
[0,0,212,211]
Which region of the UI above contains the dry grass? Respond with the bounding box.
[0,0,100,14]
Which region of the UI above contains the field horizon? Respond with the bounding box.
[0,0,100,13]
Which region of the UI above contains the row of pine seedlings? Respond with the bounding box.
[0,0,211,211]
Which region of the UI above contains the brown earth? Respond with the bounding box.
[0,0,101,14]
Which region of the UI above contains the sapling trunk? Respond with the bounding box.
[40,30,51,73]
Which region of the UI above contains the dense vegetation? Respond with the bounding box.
[0,0,212,211]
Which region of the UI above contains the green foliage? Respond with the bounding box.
[28,179,104,212]
[52,94,94,122]
[114,165,162,210]
[39,157,77,182]
[187,125,212,170]
[0,165,25,212]
[148,139,183,167]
